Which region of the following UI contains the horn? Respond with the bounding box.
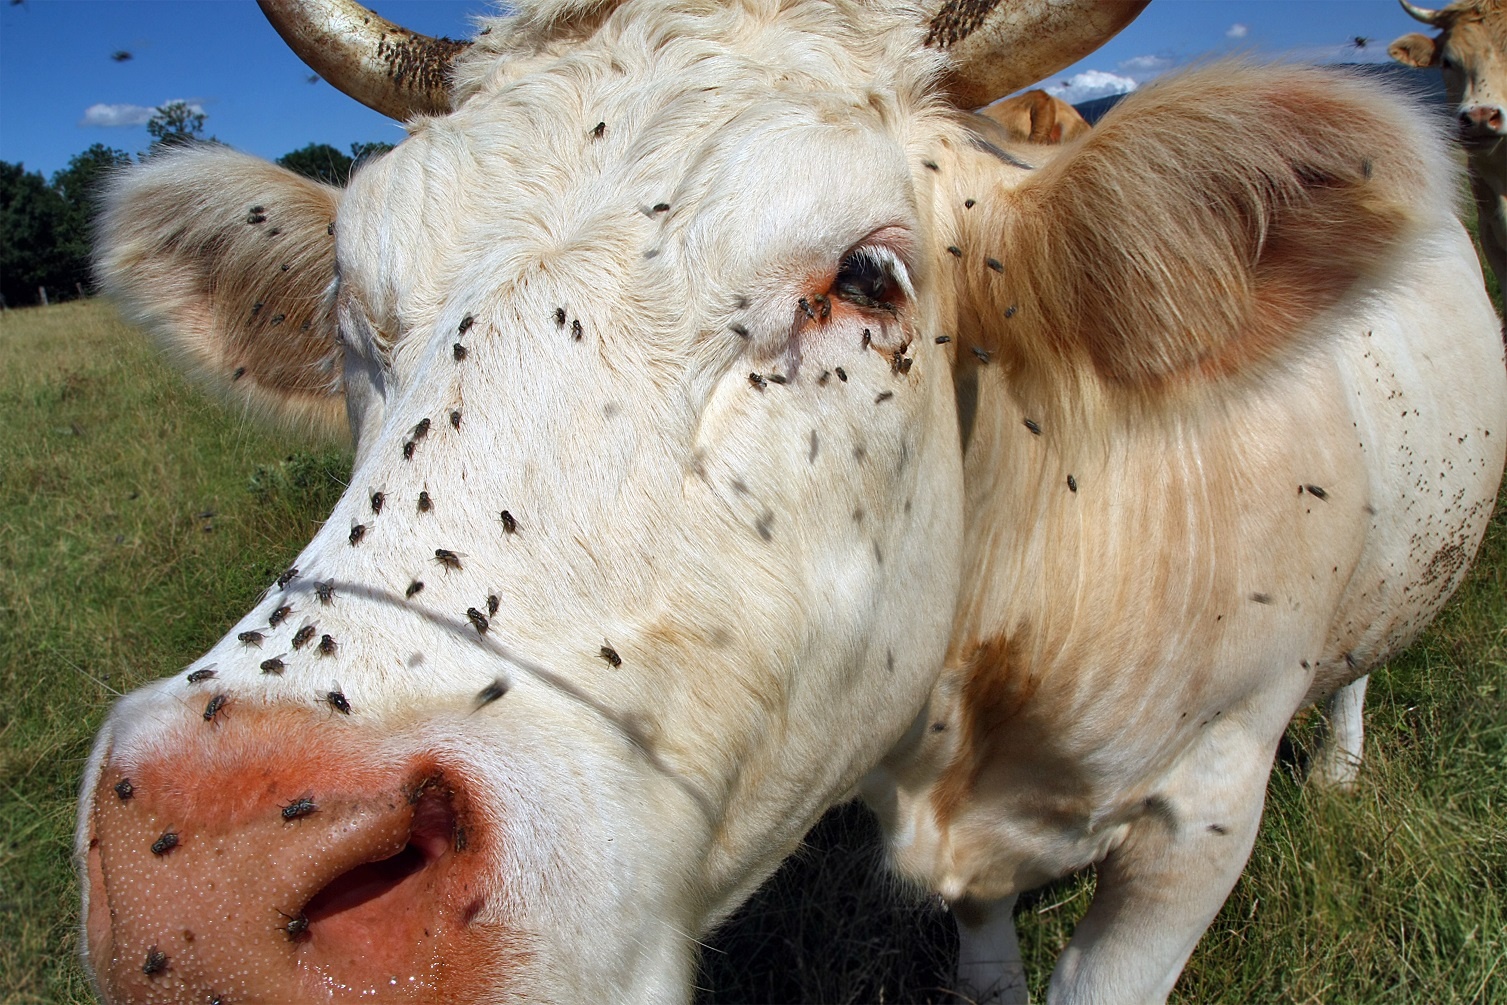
[926,0,1150,110]
[1399,0,1448,25]
[258,0,469,120]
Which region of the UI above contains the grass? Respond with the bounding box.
[0,300,349,1002]
[1,296,1503,1003]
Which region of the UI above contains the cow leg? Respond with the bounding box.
[1310,674,1368,791]
[953,893,1027,1003]
[1046,732,1275,1004]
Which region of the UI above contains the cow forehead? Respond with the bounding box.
[448,0,938,111]
[1436,1,1507,49]
[335,63,937,345]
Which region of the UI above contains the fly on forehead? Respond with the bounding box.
[323,685,351,715]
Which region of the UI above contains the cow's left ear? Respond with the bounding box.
[943,63,1449,403]
[1388,32,1439,67]
[95,145,346,438]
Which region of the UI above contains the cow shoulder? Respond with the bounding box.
[95,145,345,437]
[958,63,1455,402]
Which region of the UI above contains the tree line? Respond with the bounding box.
[1,103,392,308]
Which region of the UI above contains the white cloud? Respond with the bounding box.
[1226,23,1249,39]
[80,99,205,128]
[80,103,154,127]
[1118,54,1171,73]
[1046,70,1138,105]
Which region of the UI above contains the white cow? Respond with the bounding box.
[79,0,1505,1002]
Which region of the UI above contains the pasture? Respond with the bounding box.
[2,283,1503,1001]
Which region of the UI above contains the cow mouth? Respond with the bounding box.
[302,785,461,931]
[1457,127,1505,150]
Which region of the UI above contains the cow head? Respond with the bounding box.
[80,1,1435,1001]
[1391,0,1507,145]
[80,2,1146,999]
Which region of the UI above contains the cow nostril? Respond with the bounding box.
[303,789,456,925]
[304,844,429,922]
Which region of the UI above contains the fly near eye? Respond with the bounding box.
[832,246,909,313]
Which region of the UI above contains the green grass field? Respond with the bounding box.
[2,296,1503,1003]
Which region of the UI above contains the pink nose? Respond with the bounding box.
[1460,104,1505,135]
[84,707,514,1002]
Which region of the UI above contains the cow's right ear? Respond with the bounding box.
[95,145,347,438]
[1388,32,1439,68]
[940,63,1444,411]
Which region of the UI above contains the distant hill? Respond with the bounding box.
[1073,64,1450,125]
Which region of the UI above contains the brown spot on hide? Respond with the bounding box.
[932,634,1041,825]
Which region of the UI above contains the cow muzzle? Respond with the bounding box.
[1459,103,1506,141]
[82,707,511,1003]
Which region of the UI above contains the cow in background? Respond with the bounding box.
[979,89,1092,145]
[1391,0,1507,293]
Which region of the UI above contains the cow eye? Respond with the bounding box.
[833,247,909,312]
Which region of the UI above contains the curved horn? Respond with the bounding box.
[1399,0,1449,26]
[925,0,1150,110]
[258,0,469,120]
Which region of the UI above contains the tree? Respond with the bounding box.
[0,161,72,305]
[349,140,395,167]
[51,144,133,292]
[146,101,207,151]
[277,141,396,186]
[277,142,353,186]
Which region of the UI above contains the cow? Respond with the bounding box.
[979,89,1092,145]
[78,0,1507,1002]
[1390,0,1507,293]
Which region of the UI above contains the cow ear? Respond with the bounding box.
[95,145,346,438]
[949,64,1447,402]
[1388,32,1439,67]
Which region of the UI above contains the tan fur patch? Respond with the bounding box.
[979,89,1090,145]
[948,64,1451,414]
[930,632,1037,824]
[95,146,346,438]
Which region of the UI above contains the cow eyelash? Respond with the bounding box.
[833,245,912,312]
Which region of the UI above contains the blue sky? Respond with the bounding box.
[1,1,1423,179]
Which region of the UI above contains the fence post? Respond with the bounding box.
[39,286,49,306]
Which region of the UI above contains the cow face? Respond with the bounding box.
[1390,1,1507,144]
[81,5,973,1002]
